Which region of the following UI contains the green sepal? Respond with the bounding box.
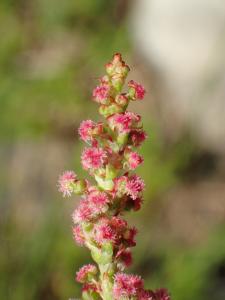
[109,143,120,153]
[72,179,87,195]
[117,133,128,146]
[102,242,113,259]
[105,164,118,180]
[101,278,113,300]
[111,77,124,92]
[82,290,101,300]
[95,175,114,191]
[91,242,113,265]
[128,87,136,100]
[82,222,93,233]
[99,103,123,118]
[99,262,115,300]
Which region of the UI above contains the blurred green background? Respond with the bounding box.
[1,1,225,300]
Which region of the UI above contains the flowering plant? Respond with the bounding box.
[58,53,171,300]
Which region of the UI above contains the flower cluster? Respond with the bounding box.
[113,273,170,300]
[58,53,171,300]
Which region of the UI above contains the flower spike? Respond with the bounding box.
[59,53,171,300]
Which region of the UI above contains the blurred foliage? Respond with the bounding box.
[0,1,224,300]
[165,227,225,300]
[0,0,129,139]
[132,226,225,300]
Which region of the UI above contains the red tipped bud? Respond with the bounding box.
[115,94,129,107]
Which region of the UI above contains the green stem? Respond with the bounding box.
[99,263,115,300]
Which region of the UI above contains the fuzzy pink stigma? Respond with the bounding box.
[94,223,116,244]
[72,199,93,223]
[139,290,154,300]
[113,273,144,299]
[127,151,144,170]
[109,112,141,134]
[111,216,128,232]
[128,80,146,100]
[72,191,109,224]
[150,288,171,300]
[126,175,145,200]
[124,226,138,247]
[113,113,133,133]
[133,197,143,211]
[81,147,107,170]
[78,120,95,142]
[58,171,76,197]
[73,225,85,246]
[92,84,110,104]
[88,191,109,208]
[116,249,133,268]
[130,129,147,147]
[76,264,97,283]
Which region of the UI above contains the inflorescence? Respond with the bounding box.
[58,53,171,300]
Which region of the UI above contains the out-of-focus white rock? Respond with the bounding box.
[130,0,225,154]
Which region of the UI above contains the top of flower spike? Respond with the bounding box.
[58,53,147,198]
[92,53,130,108]
[105,53,130,78]
[92,53,146,119]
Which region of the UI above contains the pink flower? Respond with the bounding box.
[120,250,132,268]
[113,176,128,198]
[93,84,110,104]
[83,190,109,216]
[72,199,93,223]
[138,290,153,300]
[58,171,76,197]
[126,175,145,200]
[150,289,171,300]
[128,80,146,100]
[116,249,133,268]
[126,195,143,211]
[88,191,109,207]
[76,264,97,283]
[81,147,107,170]
[113,273,144,299]
[77,121,103,144]
[130,129,147,147]
[94,223,117,244]
[126,151,144,170]
[72,192,110,224]
[73,225,85,246]
[124,226,138,247]
[108,112,141,134]
[111,216,128,232]
[78,120,96,142]
[108,113,132,133]
[133,197,143,211]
